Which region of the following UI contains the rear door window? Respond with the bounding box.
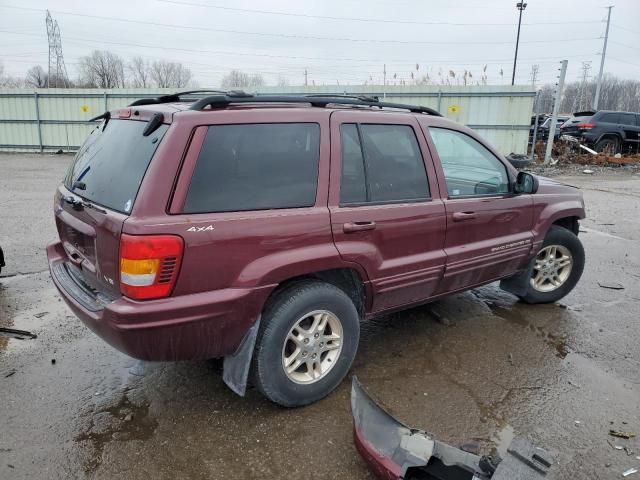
[599,113,621,123]
[339,123,429,205]
[64,119,168,214]
[619,113,636,126]
[184,123,320,213]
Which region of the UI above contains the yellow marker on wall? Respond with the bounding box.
[447,105,460,114]
[80,105,90,113]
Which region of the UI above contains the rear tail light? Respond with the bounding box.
[576,122,595,129]
[119,234,183,300]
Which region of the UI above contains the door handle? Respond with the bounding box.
[343,221,376,233]
[452,211,477,221]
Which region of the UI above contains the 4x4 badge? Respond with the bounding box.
[187,225,215,232]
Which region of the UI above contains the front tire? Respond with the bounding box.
[518,226,585,304]
[253,280,360,407]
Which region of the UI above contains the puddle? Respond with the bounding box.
[486,303,571,359]
[75,390,158,473]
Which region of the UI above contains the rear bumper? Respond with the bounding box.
[47,241,272,361]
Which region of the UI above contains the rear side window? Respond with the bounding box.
[599,113,620,123]
[619,113,636,126]
[64,119,168,214]
[184,123,320,213]
[339,123,429,205]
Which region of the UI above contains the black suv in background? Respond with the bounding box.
[560,110,640,154]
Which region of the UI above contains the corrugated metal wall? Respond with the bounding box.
[0,85,535,154]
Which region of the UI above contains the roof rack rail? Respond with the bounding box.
[188,94,442,116]
[128,89,248,107]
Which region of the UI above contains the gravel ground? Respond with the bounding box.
[1,154,639,480]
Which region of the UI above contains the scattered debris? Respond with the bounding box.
[51,359,56,365]
[610,430,636,440]
[583,169,595,174]
[5,370,16,378]
[624,447,635,456]
[33,312,48,318]
[574,420,581,425]
[124,413,133,422]
[351,377,554,479]
[579,144,598,155]
[506,153,532,169]
[598,282,625,290]
[429,308,452,326]
[623,468,638,477]
[0,327,37,340]
[568,380,581,388]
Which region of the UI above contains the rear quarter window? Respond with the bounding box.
[64,119,168,214]
[184,123,320,213]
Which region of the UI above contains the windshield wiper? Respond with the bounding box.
[63,195,107,214]
[89,111,111,130]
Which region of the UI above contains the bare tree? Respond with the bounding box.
[149,60,192,88]
[78,50,125,88]
[128,56,151,88]
[220,70,265,89]
[534,75,640,115]
[25,66,48,88]
[0,62,24,87]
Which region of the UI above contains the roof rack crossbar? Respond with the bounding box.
[128,89,246,107]
[188,94,442,116]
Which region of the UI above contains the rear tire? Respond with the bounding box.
[518,226,585,304]
[595,137,619,154]
[253,280,360,407]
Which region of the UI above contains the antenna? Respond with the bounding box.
[46,10,69,88]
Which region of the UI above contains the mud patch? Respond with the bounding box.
[75,390,157,473]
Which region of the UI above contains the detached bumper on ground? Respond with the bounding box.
[351,377,553,480]
[47,241,268,361]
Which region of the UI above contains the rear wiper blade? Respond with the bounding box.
[89,111,111,130]
[63,195,107,214]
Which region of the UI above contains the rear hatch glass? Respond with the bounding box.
[56,118,168,297]
[64,119,168,214]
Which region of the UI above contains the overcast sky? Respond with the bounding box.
[1,0,638,87]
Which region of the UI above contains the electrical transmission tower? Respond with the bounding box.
[46,10,69,88]
[578,61,592,111]
[529,64,539,86]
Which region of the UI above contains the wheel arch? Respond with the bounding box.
[266,267,368,319]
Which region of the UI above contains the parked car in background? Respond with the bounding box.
[0,246,4,275]
[529,115,570,142]
[47,91,586,407]
[560,110,640,153]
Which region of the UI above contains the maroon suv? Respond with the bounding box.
[47,92,585,407]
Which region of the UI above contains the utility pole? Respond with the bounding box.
[511,2,527,86]
[383,64,387,99]
[304,68,308,87]
[593,5,613,110]
[544,60,568,164]
[530,90,541,159]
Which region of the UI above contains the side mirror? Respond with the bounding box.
[514,172,539,194]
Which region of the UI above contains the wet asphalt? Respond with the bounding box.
[1,154,639,480]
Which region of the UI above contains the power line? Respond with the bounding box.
[156,0,604,26]
[0,6,603,47]
[609,40,640,51]
[0,29,603,65]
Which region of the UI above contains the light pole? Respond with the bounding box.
[511,2,527,86]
